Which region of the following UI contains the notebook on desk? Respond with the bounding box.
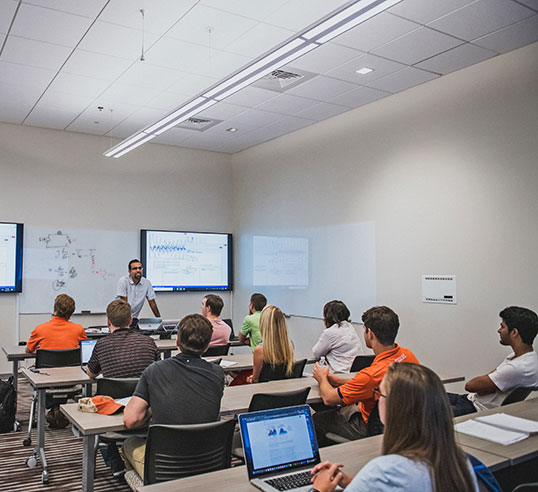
[239,405,321,492]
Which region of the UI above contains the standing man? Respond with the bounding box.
[238,293,267,351]
[117,259,160,326]
[201,294,232,347]
[448,306,538,416]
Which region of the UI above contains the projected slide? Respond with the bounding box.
[247,414,313,470]
[253,236,308,287]
[0,223,22,292]
[143,230,231,291]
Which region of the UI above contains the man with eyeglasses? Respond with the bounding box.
[312,306,419,446]
[116,259,160,327]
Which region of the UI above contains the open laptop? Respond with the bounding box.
[80,339,97,370]
[239,405,321,492]
[137,317,162,331]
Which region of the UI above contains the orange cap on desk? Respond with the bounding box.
[91,395,124,415]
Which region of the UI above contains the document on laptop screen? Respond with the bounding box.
[247,413,314,470]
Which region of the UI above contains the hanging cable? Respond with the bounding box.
[140,9,145,61]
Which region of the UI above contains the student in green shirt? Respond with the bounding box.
[238,293,267,351]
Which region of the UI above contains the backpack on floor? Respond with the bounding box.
[0,376,17,433]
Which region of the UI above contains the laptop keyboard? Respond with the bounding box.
[265,470,312,491]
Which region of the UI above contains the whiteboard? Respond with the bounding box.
[19,227,138,314]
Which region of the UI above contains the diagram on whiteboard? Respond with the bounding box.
[20,227,137,314]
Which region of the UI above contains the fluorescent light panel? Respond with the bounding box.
[113,133,156,158]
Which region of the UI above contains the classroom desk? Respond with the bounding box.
[60,371,463,492]
[455,398,538,466]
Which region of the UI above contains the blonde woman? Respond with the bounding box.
[311,363,479,492]
[248,305,294,383]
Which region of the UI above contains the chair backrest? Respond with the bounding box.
[501,386,537,406]
[203,344,230,357]
[258,359,307,383]
[247,387,311,413]
[144,419,236,485]
[36,348,81,368]
[366,401,384,437]
[96,378,139,399]
[350,355,376,372]
[222,318,235,339]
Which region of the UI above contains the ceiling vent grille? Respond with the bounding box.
[176,117,222,132]
[253,67,317,93]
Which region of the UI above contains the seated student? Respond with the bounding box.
[312,306,419,446]
[448,306,538,417]
[311,363,479,492]
[26,294,87,428]
[238,293,267,351]
[312,300,364,372]
[201,294,232,347]
[247,305,295,384]
[122,314,225,480]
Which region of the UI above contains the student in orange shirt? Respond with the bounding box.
[312,306,419,446]
[26,294,87,353]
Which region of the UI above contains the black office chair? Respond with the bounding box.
[23,348,81,446]
[502,386,538,406]
[142,420,236,485]
[222,319,236,340]
[350,355,376,372]
[203,344,230,357]
[258,359,307,383]
[513,484,538,491]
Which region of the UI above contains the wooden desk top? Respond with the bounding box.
[2,345,34,361]
[455,397,538,465]
[21,366,92,388]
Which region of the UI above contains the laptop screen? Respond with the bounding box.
[80,339,97,365]
[239,405,320,480]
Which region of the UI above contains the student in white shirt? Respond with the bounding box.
[310,363,479,492]
[312,300,363,372]
[448,306,538,416]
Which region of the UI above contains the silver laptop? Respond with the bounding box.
[239,405,321,492]
[80,339,97,368]
[137,317,162,331]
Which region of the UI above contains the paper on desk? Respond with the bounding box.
[475,413,538,434]
[455,419,529,445]
[219,360,238,367]
[115,397,132,406]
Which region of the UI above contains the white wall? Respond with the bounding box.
[0,124,233,374]
[231,42,538,389]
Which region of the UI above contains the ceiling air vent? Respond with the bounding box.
[176,117,222,132]
[253,67,317,93]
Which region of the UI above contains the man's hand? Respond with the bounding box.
[312,362,330,383]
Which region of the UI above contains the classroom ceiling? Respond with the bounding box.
[1,0,537,155]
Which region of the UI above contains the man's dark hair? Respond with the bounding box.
[323,300,351,327]
[54,294,76,319]
[250,293,267,312]
[499,306,538,346]
[362,306,399,346]
[128,259,141,270]
[177,314,213,355]
[107,299,132,328]
[204,295,224,317]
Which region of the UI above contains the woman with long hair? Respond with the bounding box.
[248,305,294,383]
[311,363,478,492]
[312,300,363,372]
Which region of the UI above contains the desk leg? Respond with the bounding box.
[82,434,98,492]
[12,360,20,431]
[163,349,171,359]
[29,388,49,483]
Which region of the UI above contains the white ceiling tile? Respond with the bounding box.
[1,36,72,70]
[222,86,278,107]
[24,106,81,130]
[22,0,108,18]
[151,127,190,145]
[47,72,110,99]
[78,21,158,60]
[116,63,183,90]
[327,53,406,84]
[62,49,133,82]
[145,91,192,111]
[255,93,318,115]
[388,0,475,25]
[415,43,497,74]
[165,72,219,97]
[286,75,359,101]
[145,36,210,71]
[262,115,315,135]
[197,102,248,120]
[515,0,538,11]
[372,26,462,65]
[473,14,538,54]
[366,66,439,93]
[0,33,4,46]
[107,107,169,135]
[11,3,93,47]
[0,81,41,111]
[38,91,93,113]
[263,0,349,31]
[0,0,18,34]
[99,0,197,35]
[98,83,163,107]
[294,101,349,121]
[289,43,364,74]
[329,86,390,108]
[226,108,285,127]
[0,61,55,90]
[199,0,289,23]
[429,0,535,42]
[194,49,252,79]
[166,4,257,47]
[334,12,419,52]
[225,23,294,58]
[67,104,141,134]
[0,100,34,124]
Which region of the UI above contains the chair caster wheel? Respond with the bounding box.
[27,455,37,468]
[42,470,49,484]
[23,438,31,446]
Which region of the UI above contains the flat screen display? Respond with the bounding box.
[141,230,232,292]
[0,222,23,293]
